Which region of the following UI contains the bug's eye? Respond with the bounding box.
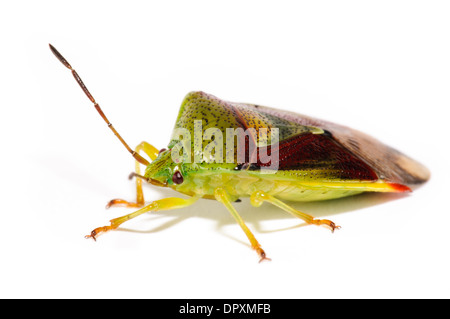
[159,148,167,154]
[172,171,184,184]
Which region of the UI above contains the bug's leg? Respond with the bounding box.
[107,142,160,208]
[250,190,341,232]
[86,195,200,240]
[214,188,270,263]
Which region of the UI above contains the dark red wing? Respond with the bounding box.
[239,102,430,187]
[257,132,379,181]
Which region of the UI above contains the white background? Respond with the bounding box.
[1,1,449,299]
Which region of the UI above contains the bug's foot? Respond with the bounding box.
[85,222,119,240]
[85,226,109,241]
[256,248,271,263]
[311,219,341,233]
[106,199,144,209]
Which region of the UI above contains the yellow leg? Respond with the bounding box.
[86,195,200,240]
[214,188,270,263]
[250,190,340,232]
[107,141,160,208]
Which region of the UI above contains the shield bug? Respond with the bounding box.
[49,44,430,262]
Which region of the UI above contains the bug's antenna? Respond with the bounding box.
[49,44,150,166]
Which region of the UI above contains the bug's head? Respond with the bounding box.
[144,148,189,189]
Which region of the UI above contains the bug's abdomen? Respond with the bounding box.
[267,187,364,202]
[185,171,391,202]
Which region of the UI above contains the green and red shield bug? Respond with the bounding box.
[49,44,430,262]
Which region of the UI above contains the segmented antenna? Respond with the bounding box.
[49,44,150,166]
